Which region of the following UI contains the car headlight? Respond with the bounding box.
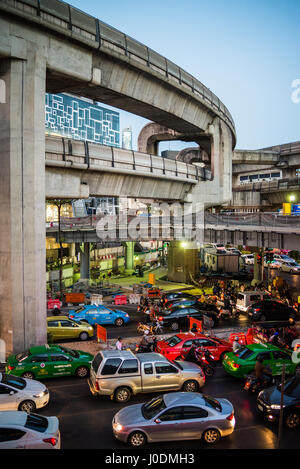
[125,314,129,318]
[113,423,123,432]
[33,391,46,398]
[270,404,284,410]
[88,327,93,330]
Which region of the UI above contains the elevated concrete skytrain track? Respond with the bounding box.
[0,0,236,353]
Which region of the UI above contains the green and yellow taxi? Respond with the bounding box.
[47,316,94,342]
[6,345,94,380]
[222,343,300,378]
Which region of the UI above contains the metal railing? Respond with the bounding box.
[45,135,211,182]
[46,212,300,232]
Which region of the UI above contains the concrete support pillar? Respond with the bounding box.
[0,51,47,354]
[69,243,76,260]
[124,241,135,274]
[80,243,90,280]
[167,241,199,284]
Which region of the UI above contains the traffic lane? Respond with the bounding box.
[52,311,252,343]
[37,366,300,449]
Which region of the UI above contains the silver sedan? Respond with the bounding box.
[112,392,235,447]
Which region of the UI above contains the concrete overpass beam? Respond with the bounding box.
[0,50,47,354]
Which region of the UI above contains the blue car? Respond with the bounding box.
[68,305,130,327]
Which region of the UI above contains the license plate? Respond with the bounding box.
[258,404,263,411]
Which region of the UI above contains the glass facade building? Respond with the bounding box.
[45,93,120,147]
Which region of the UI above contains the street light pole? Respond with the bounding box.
[276,363,286,449]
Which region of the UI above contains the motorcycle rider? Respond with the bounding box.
[233,337,243,354]
[254,355,273,386]
[184,342,198,363]
[139,330,154,352]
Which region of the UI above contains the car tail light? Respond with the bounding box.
[95,381,100,391]
[232,363,240,368]
[43,438,57,447]
[254,308,261,312]
[8,365,15,371]
[226,412,234,421]
[69,315,74,318]
[158,316,163,321]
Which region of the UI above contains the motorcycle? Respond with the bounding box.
[137,321,163,335]
[218,306,240,319]
[135,337,157,353]
[243,369,275,394]
[180,348,215,377]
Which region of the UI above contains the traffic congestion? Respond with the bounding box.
[1,278,300,450]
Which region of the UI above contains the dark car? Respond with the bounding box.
[157,305,219,331]
[161,292,197,304]
[248,300,296,322]
[257,376,300,428]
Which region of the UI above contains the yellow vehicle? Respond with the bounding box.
[47,316,94,342]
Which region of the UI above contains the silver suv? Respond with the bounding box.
[88,350,205,403]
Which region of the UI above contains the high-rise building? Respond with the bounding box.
[45,93,121,217]
[45,93,120,147]
[122,126,133,150]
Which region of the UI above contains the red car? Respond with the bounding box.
[156,332,233,361]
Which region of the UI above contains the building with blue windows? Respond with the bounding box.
[45,93,120,147]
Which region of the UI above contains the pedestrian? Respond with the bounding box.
[115,337,123,351]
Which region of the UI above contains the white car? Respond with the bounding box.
[279,260,300,274]
[241,254,254,265]
[226,247,241,255]
[0,373,49,412]
[0,411,60,449]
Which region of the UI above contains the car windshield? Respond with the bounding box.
[202,394,222,412]
[74,307,85,313]
[236,348,254,360]
[0,374,26,390]
[15,351,30,362]
[58,346,79,358]
[277,378,300,397]
[164,336,182,347]
[141,395,166,420]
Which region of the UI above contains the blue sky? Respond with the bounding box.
[69,0,300,152]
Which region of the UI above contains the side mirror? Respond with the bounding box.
[154,418,161,424]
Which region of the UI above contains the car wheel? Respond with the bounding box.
[285,412,300,429]
[115,318,124,327]
[170,321,179,331]
[19,400,36,413]
[79,332,89,341]
[128,431,146,448]
[290,269,294,274]
[260,314,266,321]
[114,387,132,403]
[22,371,35,380]
[202,428,221,445]
[219,352,227,362]
[75,366,89,378]
[182,380,199,392]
